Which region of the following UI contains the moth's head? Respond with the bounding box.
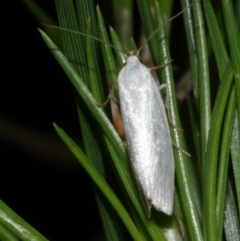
[126,55,139,63]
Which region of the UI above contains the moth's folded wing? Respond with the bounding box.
[150,80,175,215]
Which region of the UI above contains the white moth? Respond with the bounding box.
[118,54,174,216]
[44,5,194,215]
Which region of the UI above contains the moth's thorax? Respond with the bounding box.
[126,55,139,64]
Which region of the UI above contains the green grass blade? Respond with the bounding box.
[173,191,190,241]
[191,1,211,185]
[96,193,125,241]
[203,61,233,241]
[222,0,240,74]
[180,0,198,102]
[121,196,154,241]
[0,201,49,241]
[53,124,144,241]
[222,0,240,150]
[112,0,133,51]
[109,27,126,66]
[203,0,228,77]
[85,20,107,104]
[181,1,211,187]
[231,111,240,214]
[0,224,19,241]
[55,0,88,76]
[96,7,119,86]
[216,86,236,241]
[135,0,160,65]
[55,0,94,159]
[187,97,201,162]
[75,0,98,35]
[224,181,240,241]
[55,0,99,173]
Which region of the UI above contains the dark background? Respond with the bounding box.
[1,0,190,240]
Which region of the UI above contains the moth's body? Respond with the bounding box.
[118,55,175,215]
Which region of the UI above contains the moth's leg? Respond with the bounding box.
[150,59,172,70]
[149,59,172,114]
[158,84,183,131]
[159,84,191,156]
[158,83,168,108]
[96,81,118,107]
[149,59,175,120]
[172,142,191,157]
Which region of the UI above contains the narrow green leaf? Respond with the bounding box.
[0,224,19,241]
[112,0,134,51]
[155,0,174,18]
[231,111,240,214]
[203,0,228,77]
[75,0,98,35]
[224,181,240,241]
[0,201,49,241]
[222,0,240,75]
[222,0,240,152]
[135,0,160,66]
[123,198,153,241]
[216,86,236,241]
[186,1,222,241]
[129,38,138,53]
[236,0,240,31]
[96,7,119,86]
[173,191,190,241]
[55,0,88,77]
[180,0,198,103]
[187,97,201,163]
[204,61,233,241]
[109,26,126,66]
[85,19,107,104]
[54,124,144,241]
[190,0,211,186]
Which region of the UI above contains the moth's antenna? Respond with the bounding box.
[137,1,199,55]
[41,23,126,55]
